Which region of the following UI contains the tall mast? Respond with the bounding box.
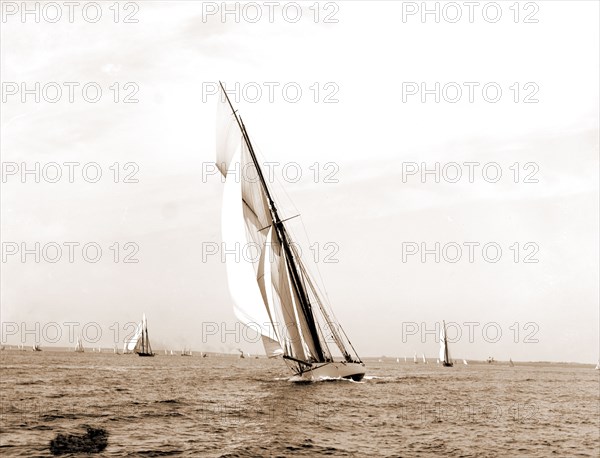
[218,82,325,362]
[443,320,449,364]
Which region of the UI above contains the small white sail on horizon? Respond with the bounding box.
[75,336,84,353]
[463,359,468,365]
[413,353,418,364]
[422,353,427,364]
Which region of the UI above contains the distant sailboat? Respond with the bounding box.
[181,348,192,356]
[124,313,154,357]
[422,353,427,364]
[436,358,440,364]
[439,321,453,367]
[509,358,514,367]
[595,360,599,370]
[413,353,418,364]
[216,82,365,381]
[404,356,407,363]
[396,357,400,363]
[75,336,84,353]
[238,349,246,359]
[113,345,120,354]
[170,350,174,356]
[463,359,468,365]
[32,344,42,352]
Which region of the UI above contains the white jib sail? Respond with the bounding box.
[125,321,143,353]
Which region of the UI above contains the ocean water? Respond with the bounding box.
[1,351,598,457]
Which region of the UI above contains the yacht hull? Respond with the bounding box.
[297,362,366,381]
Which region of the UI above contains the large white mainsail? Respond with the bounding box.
[216,82,365,381]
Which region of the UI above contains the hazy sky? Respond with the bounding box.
[1,1,598,363]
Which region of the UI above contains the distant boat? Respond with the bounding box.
[487,356,495,364]
[216,83,365,381]
[463,359,468,365]
[422,353,427,364]
[509,358,514,367]
[439,321,453,367]
[75,336,84,353]
[595,360,599,370]
[413,353,418,364]
[238,349,246,359]
[164,350,168,356]
[404,356,407,363]
[396,357,400,363]
[436,358,440,364]
[113,345,120,355]
[32,344,42,352]
[170,350,174,356]
[124,313,154,357]
[181,348,192,356]
[202,352,208,358]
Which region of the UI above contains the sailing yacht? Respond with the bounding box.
[463,359,468,365]
[509,358,515,367]
[439,321,453,367]
[75,336,84,353]
[421,353,427,364]
[216,82,365,381]
[124,314,154,357]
